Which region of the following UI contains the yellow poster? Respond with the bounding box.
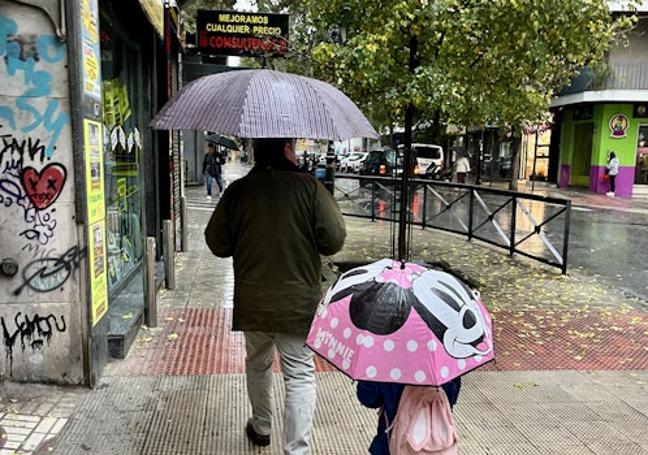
[89,220,108,325]
[84,118,108,325]
[84,119,105,225]
[80,0,102,99]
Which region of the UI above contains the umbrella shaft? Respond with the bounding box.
[398,103,414,262]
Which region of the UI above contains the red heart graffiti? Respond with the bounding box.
[20,164,67,210]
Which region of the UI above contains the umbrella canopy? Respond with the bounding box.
[306,259,494,386]
[206,133,240,150]
[151,69,378,140]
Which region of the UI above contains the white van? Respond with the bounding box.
[397,143,444,175]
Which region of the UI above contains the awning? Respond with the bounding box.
[138,0,164,39]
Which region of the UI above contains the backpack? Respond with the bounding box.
[387,386,459,455]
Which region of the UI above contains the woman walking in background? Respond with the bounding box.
[606,151,619,197]
[454,152,471,184]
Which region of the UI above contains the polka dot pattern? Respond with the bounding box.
[390,368,402,380]
[304,269,495,386]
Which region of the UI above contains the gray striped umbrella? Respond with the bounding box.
[151,69,378,140]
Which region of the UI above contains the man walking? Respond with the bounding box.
[203,143,224,199]
[205,138,346,455]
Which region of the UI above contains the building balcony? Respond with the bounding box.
[553,61,648,107]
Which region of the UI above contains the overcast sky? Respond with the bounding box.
[234,0,255,11]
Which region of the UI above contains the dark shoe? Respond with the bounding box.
[245,422,270,447]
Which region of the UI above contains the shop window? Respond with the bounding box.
[100,20,144,291]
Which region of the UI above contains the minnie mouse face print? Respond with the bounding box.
[319,260,491,358]
[411,270,490,359]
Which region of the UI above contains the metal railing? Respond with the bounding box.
[334,175,572,274]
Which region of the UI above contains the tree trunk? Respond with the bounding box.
[397,36,418,261]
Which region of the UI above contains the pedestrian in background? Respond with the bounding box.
[606,151,619,197]
[454,152,470,184]
[204,138,346,455]
[202,143,224,200]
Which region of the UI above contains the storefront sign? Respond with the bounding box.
[80,0,102,99]
[197,10,289,57]
[89,220,108,325]
[139,0,165,39]
[609,113,629,138]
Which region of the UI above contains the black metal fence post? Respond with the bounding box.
[422,184,428,229]
[371,181,376,222]
[468,189,474,240]
[509,196,517,257]
[561,201,571,275]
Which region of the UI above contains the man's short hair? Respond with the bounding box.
[253,138,294,168]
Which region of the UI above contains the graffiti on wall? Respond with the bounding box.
[0,14,70,252]
[13,245,86,296]
[0,127,66,248]
[2,311,67,375]
[0,16,69,157]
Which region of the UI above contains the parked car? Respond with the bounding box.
[359,150,398,186]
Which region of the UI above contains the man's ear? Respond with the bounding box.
[284,140,298,164]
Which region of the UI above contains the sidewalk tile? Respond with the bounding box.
[2,427,31,436]
[22,432,46,451]
[2,440,20,449]
[49,419,67,434]
[0,420,36,430]
[480,443,542,454]
[563,421,631,446]
[532,446,594,454]
[1,415,39,423]
[5,432,26,442]
[34,404,54,417]
[33,417,57,434]
[586,442,644,455]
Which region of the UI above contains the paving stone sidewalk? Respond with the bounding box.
[2,163,648,454]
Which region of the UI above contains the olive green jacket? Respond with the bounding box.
[205,165,346,336]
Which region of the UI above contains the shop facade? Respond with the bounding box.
[556,103,648,198]
[0,0,182,385]
[552,11,648,198]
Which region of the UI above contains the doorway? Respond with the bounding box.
[572,122,593,186]
[636,125,648,185]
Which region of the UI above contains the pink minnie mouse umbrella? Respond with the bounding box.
[306,259,494,385]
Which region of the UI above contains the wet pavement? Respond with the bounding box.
[567,208,648,302]
[3,162,648,454]
[334,176,648,303]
